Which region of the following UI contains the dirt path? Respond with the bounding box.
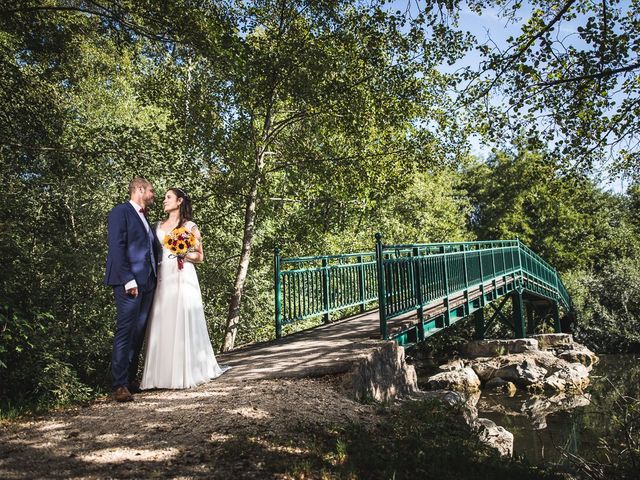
[0,314,389,479]
[1,375,378,479]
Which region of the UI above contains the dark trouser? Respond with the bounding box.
[111,278,156,389]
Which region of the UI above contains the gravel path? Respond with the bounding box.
[0,313,388,479]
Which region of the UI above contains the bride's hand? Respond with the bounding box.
[186,251,203,264]
[186,225,204,263]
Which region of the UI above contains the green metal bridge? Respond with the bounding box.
[274,235,573,347]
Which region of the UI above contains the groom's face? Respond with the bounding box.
[142,184,155,206]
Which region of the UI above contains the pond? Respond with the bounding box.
[474,354,640,465]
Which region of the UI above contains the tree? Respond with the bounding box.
[202,0,471,350]
[464,144,634,271]
[426,0,640,175]
[0,1,475,406]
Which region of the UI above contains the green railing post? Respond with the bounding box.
[490,242,497,299]
[274,248,282,338]
[462,244,469,315]
[516,237,523,284]
[357,255,365,313]
[478,245,485,306]
[322,257,331,324]
[412,247,425,341]
[375,233,388,340]
[441,245,450,327]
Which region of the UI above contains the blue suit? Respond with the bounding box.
[105,202,160,389]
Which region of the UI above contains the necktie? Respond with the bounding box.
[139,207,148,216]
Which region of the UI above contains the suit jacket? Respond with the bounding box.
[104,202,161,289]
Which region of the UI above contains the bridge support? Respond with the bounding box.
[552,301,562,333]
[512,291,526,338]
[526,302,535,335]
[474,308,484,340]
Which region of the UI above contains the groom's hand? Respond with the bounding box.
[126,287,139,298]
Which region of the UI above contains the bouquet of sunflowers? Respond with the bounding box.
[163,226,197,270]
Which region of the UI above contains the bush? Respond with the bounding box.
[566,258,640,353]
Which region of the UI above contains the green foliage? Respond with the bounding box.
[452,0,640,175]
[464,145,636,271]
[566,259,640,354]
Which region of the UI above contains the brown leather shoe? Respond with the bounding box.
[114,386,134,402]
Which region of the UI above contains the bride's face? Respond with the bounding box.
[163,191,183,213]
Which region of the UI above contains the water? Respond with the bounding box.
[475,354,640,465]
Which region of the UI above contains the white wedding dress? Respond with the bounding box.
[141,221,229,389]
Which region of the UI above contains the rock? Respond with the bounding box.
[426,367,481,393]
[526,383,545,394]
[421,390,468,407]
[473,418,514,457]
[543,373,567,391]
[463,339,539,357]
[439,359,465,371]
[417,390,480,424]
[484,377,517,396]
[347,341,418,402]
[494,358,547,386]
[418,389,513,457]
[557,346,599,370]
[471,360,501,382]
[530,333,573,350]
[550,363,590,391]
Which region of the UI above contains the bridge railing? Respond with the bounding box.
[275,237,572,339]
[375,238,522,337]
[274,250,377,338]
[517,240,571,310]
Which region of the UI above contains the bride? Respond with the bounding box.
[141,187,229,389]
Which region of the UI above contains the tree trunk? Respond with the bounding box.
[221,162,262,351]
[222,81,277,351]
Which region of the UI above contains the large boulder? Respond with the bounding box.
[463,339,539,357]
[470,359,501,382]
[465,340,596,393]
[494,358,548,386]
[439,359,465,371]
[426,367,481,393]
[530,334,599,370]
[544,363,590,391]
[346,341,418,402]
[417,390,480,424]
[557,346,599,370]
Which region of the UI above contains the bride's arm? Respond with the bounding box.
[185,225,204,264]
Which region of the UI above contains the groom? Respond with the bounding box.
[105,177,160,402]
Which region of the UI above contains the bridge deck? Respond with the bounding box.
[218,310,415,381]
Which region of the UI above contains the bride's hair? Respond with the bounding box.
[169,187,193,228]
